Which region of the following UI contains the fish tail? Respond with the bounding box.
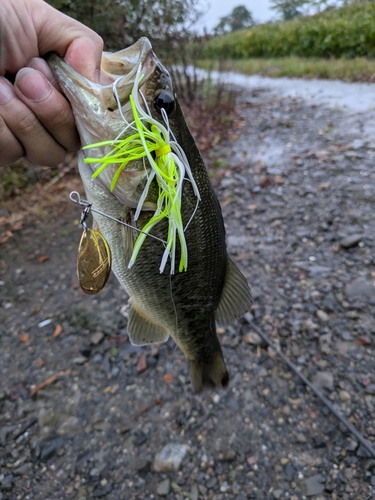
[188,352,229,393]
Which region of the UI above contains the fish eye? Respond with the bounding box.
[154,90,175,116]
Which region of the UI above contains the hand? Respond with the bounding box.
[0,0,103,167]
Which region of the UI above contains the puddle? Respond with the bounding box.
[204,70,375,113]
[194,67,375,141]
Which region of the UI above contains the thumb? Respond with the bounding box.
[35,1,103,82]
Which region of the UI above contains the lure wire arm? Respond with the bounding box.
[69,191,167,245]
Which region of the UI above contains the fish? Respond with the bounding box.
[48,37,252,392]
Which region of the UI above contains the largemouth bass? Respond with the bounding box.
[48,38,252,392]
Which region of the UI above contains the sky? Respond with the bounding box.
[197,0,274,33]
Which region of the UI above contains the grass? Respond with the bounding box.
[199,57,375,83]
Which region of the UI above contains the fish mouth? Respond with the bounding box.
[47,37,172,140]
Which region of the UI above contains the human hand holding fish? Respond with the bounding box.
[0,0,102,167]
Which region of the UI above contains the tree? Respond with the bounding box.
[270,0,309,20]
[45,0,204,55]
[213,5,255,35]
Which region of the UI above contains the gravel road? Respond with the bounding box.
[1,76,375,500]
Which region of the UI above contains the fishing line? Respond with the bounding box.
[69,191,167,246]
[246,316,375,458]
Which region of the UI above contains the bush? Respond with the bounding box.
[204,2,375,59]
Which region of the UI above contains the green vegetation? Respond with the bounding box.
[200,56,375,81]
[204,2,375,60]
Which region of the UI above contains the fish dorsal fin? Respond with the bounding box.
[127,301,169,346]
[215,258,252,325]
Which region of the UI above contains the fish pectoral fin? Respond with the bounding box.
[127,302,169,346]
[215,257,253,325]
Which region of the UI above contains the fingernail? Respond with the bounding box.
[0,78,14,104]
[27,58,56,86]
[15,68,52,102]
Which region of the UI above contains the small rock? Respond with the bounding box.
[91,332,105,345]
[0,475,13,491]
[316,310,329,322]
[73,356,87,365]
[134,457,151,473]
[39,436,65,461]
[206,477,217,489]
[12,463,29,476]
[338,390,351,402]
[303,474,325,496]
[190,485,199,500]
[344,439,358,452]
[346,277,375,300]
[273,490,283,499]
[212,394,220,404]
[295,433,307,444]
[284,463,294,481]
[154,443,189,472]
[340,234,363,249]
[221,449,236,462]
[243,331,264,346]
[132,429,147,446]
[220,481,229,492]
[156,479,170,497]
[308,265,332,276]
[312,371,334,391]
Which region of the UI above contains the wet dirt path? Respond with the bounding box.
[1,79,375,499]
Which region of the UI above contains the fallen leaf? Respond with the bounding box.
[30,369,70,397]
[136,354,147,373]
[357,335,372,346]
[259,175,273,188]
[163,373,174,384]
[38,255,49,263]
[20,333,30,343]
[53,324,63,338]
[104,384,119,394]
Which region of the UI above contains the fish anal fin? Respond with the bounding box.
[215,257,253,326]
[127,301,169,346]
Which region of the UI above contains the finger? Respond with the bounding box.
[14,68,80,152]
[0,76,66,167]
[0,111,24,167]
[27,58,60,91]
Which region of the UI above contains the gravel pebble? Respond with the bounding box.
[154,444,189,472]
